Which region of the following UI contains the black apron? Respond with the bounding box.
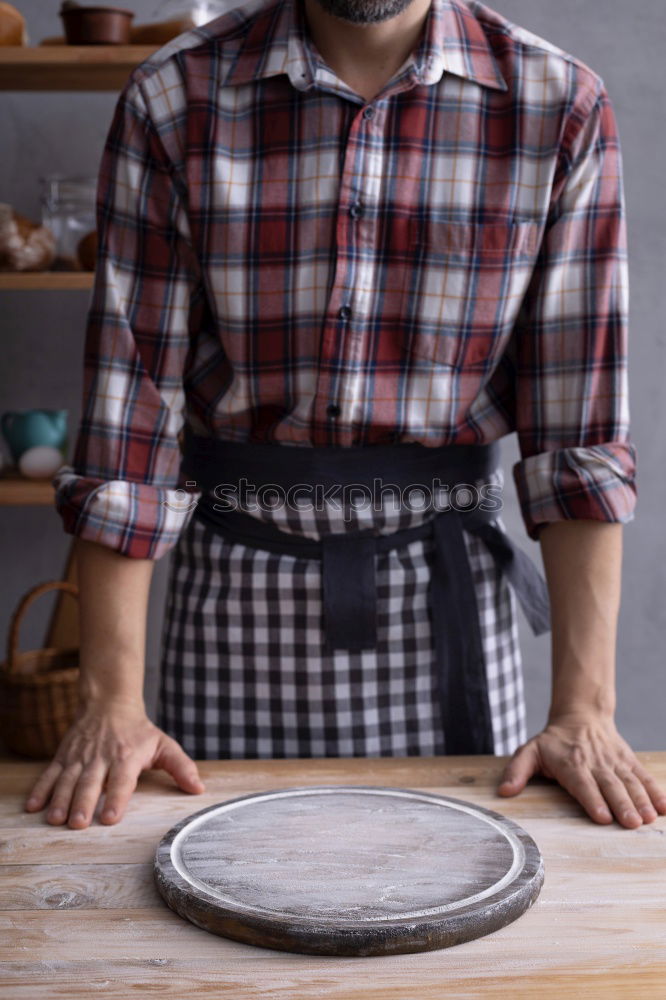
[181,426,550,755]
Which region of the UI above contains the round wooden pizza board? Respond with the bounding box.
[154,785,544,956]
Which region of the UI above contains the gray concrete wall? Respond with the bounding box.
[1,0,664,750]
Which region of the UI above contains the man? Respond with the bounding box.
[24,0,666,830]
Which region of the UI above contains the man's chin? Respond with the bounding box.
[310,0,415,26]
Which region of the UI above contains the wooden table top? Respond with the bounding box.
[2,751,665,999]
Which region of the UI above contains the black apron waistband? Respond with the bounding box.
[181,428,551,755]
[181,423,502,491]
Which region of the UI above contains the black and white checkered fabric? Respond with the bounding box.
[156,468,527,759]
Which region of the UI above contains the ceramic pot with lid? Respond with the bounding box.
[59,2,134,44]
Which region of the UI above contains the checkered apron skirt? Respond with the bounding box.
[156,444,544,760]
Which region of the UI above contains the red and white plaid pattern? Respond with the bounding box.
[54,0,637,557]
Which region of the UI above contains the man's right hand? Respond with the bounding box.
[22,701,206,829]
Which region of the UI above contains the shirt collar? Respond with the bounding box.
[223,0,508,93]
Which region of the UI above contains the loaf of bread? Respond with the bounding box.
[0,1,28,45]
[0,204,56,271]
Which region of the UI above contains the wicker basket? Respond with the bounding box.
[0,581,80,759]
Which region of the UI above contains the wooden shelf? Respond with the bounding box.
[0,46,158,91]
[0,272,94,290]
[0,471,55,506]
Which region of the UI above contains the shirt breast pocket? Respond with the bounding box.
[402,218,542,370]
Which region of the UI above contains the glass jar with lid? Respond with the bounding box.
[39,174,97,271]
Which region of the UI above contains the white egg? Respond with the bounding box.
[18,445,64,479]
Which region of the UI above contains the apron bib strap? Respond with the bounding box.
[431,512,495,755]
[321,531,378,652]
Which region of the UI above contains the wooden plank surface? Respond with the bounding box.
[0,471,55,506]
[1,753,665,998]
[0,46,158,91]
[0,272,94,290]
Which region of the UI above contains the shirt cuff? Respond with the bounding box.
[53,466,201,559]
[512,442,637,542]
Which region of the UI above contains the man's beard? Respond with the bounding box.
[311,0,416,25]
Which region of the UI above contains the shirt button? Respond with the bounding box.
[338,305,352,320]
[326,403,341,418]
[362,105,375,120]
[349,202,363,219]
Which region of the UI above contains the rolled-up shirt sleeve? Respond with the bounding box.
[511,78,637,542]
[54,74,203,559]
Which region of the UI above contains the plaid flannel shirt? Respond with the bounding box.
[54,0,637,558]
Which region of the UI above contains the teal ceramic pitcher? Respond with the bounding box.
[1,409,68,463]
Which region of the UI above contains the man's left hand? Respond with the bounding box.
[497,713,666,827]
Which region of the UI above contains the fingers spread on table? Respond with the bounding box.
[627,762,666,816]
[24,759,64,812]
[552,763,613,824]
[67,758,110,829]
[100,759,141,824]
[45,760,84,825]
[593,769,644,828]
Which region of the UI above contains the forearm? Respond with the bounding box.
[538,520,622,720]
[75,538,155,708]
